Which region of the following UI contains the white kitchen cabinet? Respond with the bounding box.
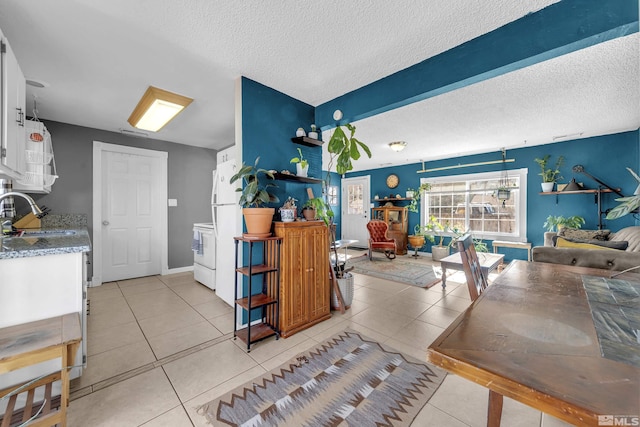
[13,120,56,193]
[0,28,26,180]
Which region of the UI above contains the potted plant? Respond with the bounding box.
[534,155,564,192]
[229,157,279,237]
[407,182,432,213]
[280,196,297,222]
[607,168,640,220]
[543,215,585,232]
[305,122,371,309]
[408,223,436,257]
[290,147,309,177]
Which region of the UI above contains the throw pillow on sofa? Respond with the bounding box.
[554,236,628,251]
[558,228,610,241]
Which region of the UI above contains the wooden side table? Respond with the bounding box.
[0,313,81,427]
[492,240,532,261]
[440,252,505,289]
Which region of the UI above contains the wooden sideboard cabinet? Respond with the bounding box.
[274,221,331,337]
[371,206,408,255]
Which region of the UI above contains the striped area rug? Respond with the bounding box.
[197,331,446,426]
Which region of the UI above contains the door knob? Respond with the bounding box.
[102,220,109,226]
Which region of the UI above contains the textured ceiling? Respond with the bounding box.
[0,0,637,172]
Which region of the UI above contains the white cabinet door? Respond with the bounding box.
[0,35,26,178]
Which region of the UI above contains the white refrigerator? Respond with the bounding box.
[212,147,240,307]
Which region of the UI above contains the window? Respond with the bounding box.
[327,185,338,206]
[420,168,527,241]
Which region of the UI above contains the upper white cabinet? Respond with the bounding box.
[0,28,26,179]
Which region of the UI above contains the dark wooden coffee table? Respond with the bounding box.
[439,251,504,288]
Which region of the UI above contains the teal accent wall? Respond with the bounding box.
[346,130,639,260]
[240,77,323,213]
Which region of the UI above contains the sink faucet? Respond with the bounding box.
[0,192,44,217]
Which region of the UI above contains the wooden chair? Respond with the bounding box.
[457,233,489,302]
[366,220,397,260]
[457,233,504,425]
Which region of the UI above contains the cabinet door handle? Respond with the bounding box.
[16,107,24,126]
[102,220,110,226]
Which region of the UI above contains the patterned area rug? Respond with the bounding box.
[347,255,444,288]
[197,331,446,426]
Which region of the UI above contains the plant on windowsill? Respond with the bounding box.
[534,154,564,192]
[543,215,585,232]
[407,182,432,213]
[230,156,279,237]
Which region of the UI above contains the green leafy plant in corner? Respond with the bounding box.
[289,147,308,169]
[407,182,432,213]
[534,155,564,183]
[543,215,585,232]
[606,168,640,220]
[303,122,371,279]
[229,157,279,208]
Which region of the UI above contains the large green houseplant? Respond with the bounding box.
[308,123,371,281]
[230,157,279,237]
[606,168,640,220]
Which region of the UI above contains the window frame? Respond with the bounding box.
[327,185,339,206]
[420,168,528,242]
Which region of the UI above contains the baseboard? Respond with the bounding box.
[166,265,194,275]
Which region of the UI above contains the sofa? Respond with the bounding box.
[531,226,640,271]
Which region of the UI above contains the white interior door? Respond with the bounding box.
[101,150,163,282]
[341,175,371,245]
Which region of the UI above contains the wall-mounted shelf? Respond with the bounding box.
[273,172,323,184]
[291,136,323,147]
[374,197,413,205]
[539,189,618,195]
[540,187,621,229]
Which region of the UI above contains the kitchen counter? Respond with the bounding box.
[0,228,91,259]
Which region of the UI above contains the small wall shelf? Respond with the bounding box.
[540,187,621,229]
[273,172,323,184]
[374,197,413,205]
[291,136,323,147]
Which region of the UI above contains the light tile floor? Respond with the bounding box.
[68,251,573,426]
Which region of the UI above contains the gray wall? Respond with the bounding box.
[29,120,217,269]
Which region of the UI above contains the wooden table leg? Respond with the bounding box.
[487,390,504,427]
[441,265,447,289]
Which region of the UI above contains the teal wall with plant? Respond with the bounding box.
[240,77,323,215]
[346,130,639,260]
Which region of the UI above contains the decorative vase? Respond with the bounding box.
[280,208,295,222]
[541,182,555,192]
[296,127,305,137]
[242,207,275,237]
[332,272,354,309]
[408,235,426,258]
[431,245,450,261]
[296,163,309,177]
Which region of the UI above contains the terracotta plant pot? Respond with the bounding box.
[242,207,275,237]
[302,207,316,221]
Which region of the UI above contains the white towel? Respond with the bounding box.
[192,230,203,255]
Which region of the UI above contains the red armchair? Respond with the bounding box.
[366,220,397,260]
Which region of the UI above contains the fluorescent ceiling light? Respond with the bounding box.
[127,86,193,132]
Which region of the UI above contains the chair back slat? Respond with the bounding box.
[457,234,489,301]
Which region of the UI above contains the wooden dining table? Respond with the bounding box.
[428,260,640,427]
